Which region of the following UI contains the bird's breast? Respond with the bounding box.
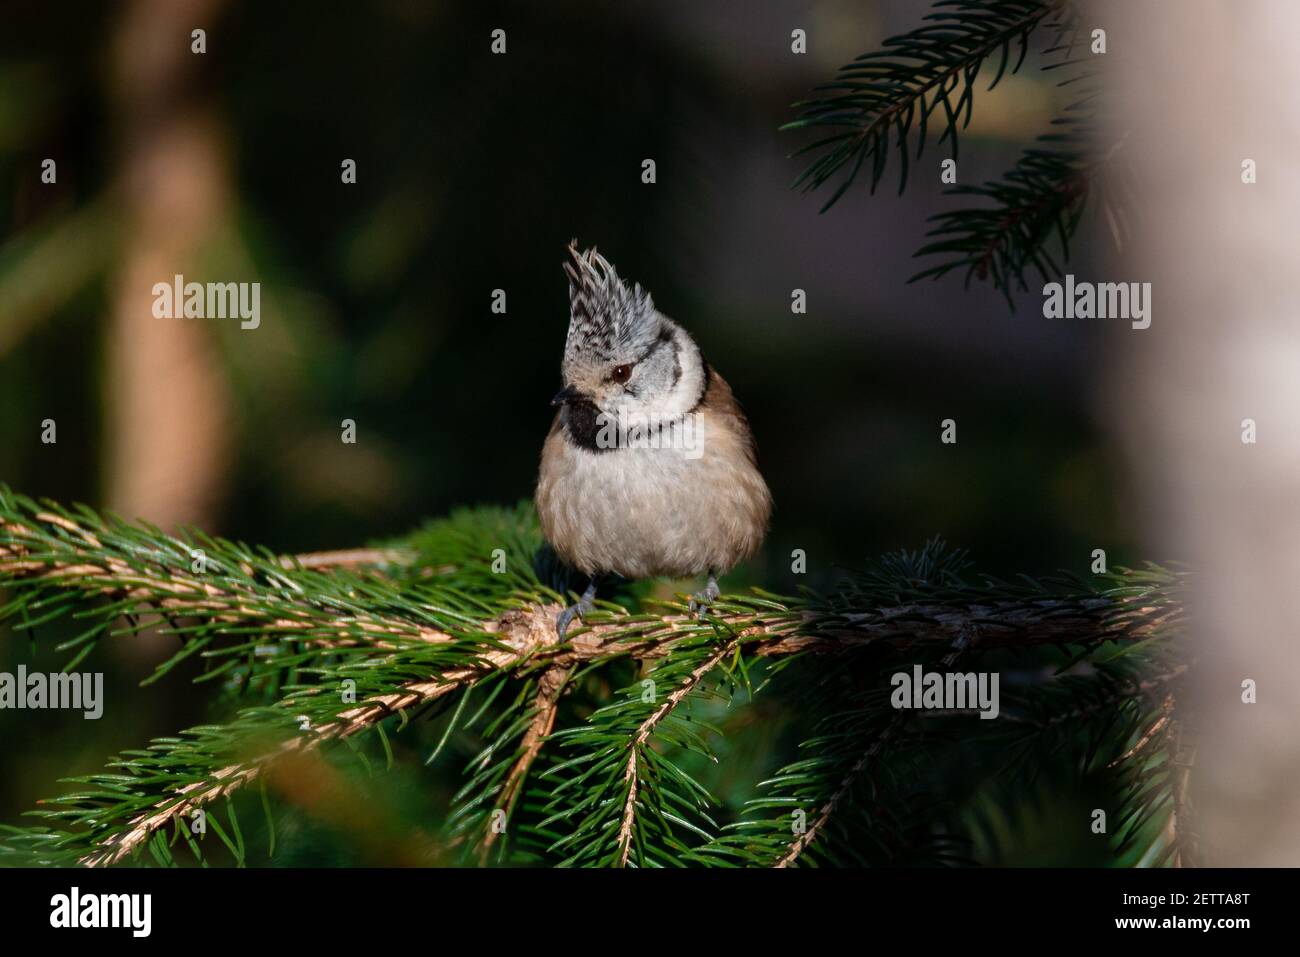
[536,409,771,579]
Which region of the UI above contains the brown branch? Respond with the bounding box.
[285,548,416,570]
[2,521,1168,661]
[1108,695,1172,769]
[79,605,560,867]
[478,663,572,861]
[774,713,905,869]
[615,640,738,867]
[1163,692,1196,868]
[3,508,1172,662]
[774,626,977,868]
[0,517,449,648]
[1036,663,1189,734]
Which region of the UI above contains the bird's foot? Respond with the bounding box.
[556,580,598,639]
[555,601,591,639]
[689,574,721,617]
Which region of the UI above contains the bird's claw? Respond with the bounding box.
[553,595,595,639]
[689,575,721,617]
[556,579,600,639]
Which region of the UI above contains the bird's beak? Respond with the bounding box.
[551,385,581,406]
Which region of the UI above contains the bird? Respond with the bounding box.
[536,241,772,638]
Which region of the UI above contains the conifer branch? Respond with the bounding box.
[0,505,1176,666]
[80,607,565,867]
[773,711,906,868]
[478,663,571,860]
[1160,692,1196,867]
[774,625,977,866]
[0,488,1189,867]
[784,0,1127,303]
[784,0,1066,205]
[80,678,465,867]
[615,639,739,867]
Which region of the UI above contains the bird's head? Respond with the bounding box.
[553,241,703,419]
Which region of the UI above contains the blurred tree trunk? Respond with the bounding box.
[105,0,232,531]
[1108,0,1300,865]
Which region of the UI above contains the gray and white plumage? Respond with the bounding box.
[536,243,771,623]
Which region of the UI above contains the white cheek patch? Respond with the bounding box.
[643,327,704,416]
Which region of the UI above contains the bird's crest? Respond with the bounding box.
[563,241,659,361]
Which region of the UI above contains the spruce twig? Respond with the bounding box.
[0,487,1189,867]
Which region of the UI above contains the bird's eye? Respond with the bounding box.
[610,364,633,384]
